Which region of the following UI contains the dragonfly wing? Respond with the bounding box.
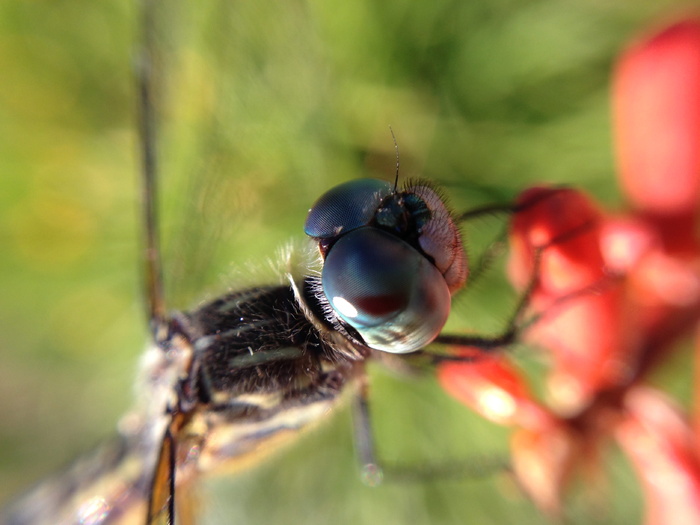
[147,425,176,525]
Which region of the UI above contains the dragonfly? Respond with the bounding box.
[0,2,555,525]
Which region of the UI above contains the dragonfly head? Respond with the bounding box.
[305,178,467,354]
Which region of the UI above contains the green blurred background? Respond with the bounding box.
[0,1,696,523]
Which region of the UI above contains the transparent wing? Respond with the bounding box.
[149,1,356,309]
[0,0,145,507]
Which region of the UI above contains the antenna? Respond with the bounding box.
[137,0,167,342]
[389,126,400,191]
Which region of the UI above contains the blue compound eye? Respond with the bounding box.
[305,179,393,239]
[322,227,451,353]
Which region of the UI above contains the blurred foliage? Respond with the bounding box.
[0,0,696,524]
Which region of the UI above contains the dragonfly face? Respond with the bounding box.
[306,178,466,353]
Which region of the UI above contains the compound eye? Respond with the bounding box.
[304,179,393,239]
[322,227,451,353]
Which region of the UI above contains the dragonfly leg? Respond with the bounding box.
[456,185,572,224]
[351,379,509,484]
[424,242,545,362]
[351,375,384,486]
[457,186,574,289]
[428,216,604,363]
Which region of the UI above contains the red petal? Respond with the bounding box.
[438,354,547,427]
[601,215,700,376]
[508,187,632,411]
[613,19,700,216]
[508,187,605,295]
[616,387,700,525]
[511,421,585,516]
[695,327,700,438]
[533,286,630,414]
[600,215,658,273]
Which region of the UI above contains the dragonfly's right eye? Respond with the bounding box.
[321,227,451,353]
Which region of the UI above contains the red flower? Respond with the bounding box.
[616,388,700,525]
[439,17,700,521]
[614,19,700,218]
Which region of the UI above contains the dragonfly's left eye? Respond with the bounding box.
[322,227,451,353]
[304,178,393,238]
